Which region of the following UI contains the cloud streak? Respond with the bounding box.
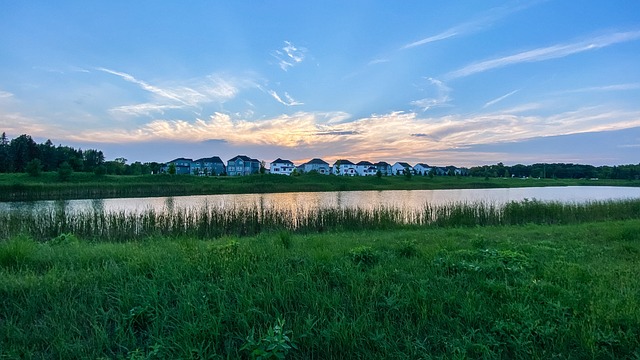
[401,2,540,49]
[97,68,241,115]
[0,90,14,98]
[483,89,519,108]
[267,90,304,106]
[446,30,640,79]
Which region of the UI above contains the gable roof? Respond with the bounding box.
[194,156,224,163]
[334,159,355,165]
[167,157,193,163]
[414,163,431,168]
[395,162,412,168]
[305,158,329,165]
[356,161,373,166]
[228,155,259,162]
[374,161,390,167]
[271,158,294,165]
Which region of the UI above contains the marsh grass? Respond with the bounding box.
[1,199,639,241]
[1,221,640,358]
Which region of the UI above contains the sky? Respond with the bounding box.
[1,1,640,167]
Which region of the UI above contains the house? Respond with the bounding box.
[270,158,295,175]
[192,156,226,176]
[227,155,261,176]
[392,162,414,176]
[413,163,432,176]
[434,167,448,176]
[374,161,393,176]
[163,158,193,174]
[356,161,378,176]
[332,159,357,176]
[299,158,330,174]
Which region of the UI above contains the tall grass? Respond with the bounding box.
[1,199,639,241]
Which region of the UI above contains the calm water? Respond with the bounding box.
[1,186,640,214]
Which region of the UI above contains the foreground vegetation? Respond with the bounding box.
[2,198,640,242]
[1,219,639,359]
[2,171,639,201]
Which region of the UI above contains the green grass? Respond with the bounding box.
[2,221,640,359]
[1,172,638,201]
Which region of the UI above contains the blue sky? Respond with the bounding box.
[1,1,640,166]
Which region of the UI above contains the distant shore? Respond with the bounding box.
[1,172,639,202]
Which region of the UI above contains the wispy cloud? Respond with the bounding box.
[110,103,185,116]
[98,67,189,105]
[447,30,640,79]
[267,90,304,106]
[0,90,14,98]
[483,89,519,108]
[557,83,640,94]
[410,78,452,111]
[97,68,240,115]
[272,41,307,71]
[401,2,539,49]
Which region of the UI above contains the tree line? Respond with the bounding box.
[0,133,163,177]
[468,162,640,180]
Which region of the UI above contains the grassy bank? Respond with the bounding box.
[2,220,639,358]
[2,199,640,241]
[1,172,639,201]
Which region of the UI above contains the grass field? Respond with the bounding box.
[1,172,638,201]
[1,220,639,359]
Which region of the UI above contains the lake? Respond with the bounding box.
[2,186,640,214]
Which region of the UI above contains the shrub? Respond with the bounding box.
[349,246,378,267]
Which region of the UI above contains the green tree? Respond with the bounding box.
[168,163,176,175]
[83,149,105,172]
[94,165,107,176]
[0,132,10,172]
[404,167,412,180]
[10,134,39,172]
[26,158,42,177]
[58,161,73,181]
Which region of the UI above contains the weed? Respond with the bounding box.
[242,318,298,359]
[349,246,378,267]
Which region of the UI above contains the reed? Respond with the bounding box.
[1,199,639,241]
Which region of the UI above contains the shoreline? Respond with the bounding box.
[1,172,639,202]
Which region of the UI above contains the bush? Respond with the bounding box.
[57,161,73,181]
[349,246,378,267]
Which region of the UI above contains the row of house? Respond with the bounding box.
[163,155,466,177]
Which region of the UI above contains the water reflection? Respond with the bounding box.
[1,186,639,215]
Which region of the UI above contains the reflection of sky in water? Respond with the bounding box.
[1,186,640,214]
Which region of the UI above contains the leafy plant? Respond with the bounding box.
[349,246,378,267]
[242,318,297,359]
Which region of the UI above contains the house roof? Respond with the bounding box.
[395,162,413,168]
[374,161,390,167]
[271,158,294,165]
[167,157,193,163]
[356,161,373,166]
[334,159,355,165]
[414,163,431,168]
[228,155,259,162]
[194,156,224,163]
[305,158,329,165]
